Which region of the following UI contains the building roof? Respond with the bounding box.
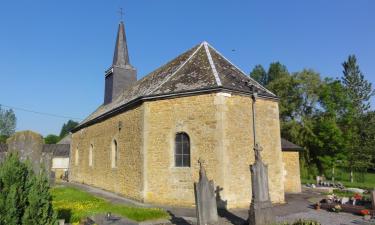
[57,134,71,145]
[42,144,70,157]
[73,42,276,132]
[281,138,303,151]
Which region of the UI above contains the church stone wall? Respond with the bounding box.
[70,92,285,208]
[282,151,302,193]
[143,93,284,208]
[224,95,285,207]
[143,93,225,207]
[70,105,144,201]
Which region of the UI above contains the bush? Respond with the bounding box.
[0,153,56,225]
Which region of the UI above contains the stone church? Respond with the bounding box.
[70,21,302,208]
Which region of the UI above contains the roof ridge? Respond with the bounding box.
[203,42,222,87]
[205,42,275,96]
[147,43,204,95]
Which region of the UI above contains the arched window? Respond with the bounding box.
[111,140,118,168]
[175,133,190,167]
[89,144,93,167]
[75,147,79,166]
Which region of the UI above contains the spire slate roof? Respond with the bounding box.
[112,21,132,68]
[74,42,276,131]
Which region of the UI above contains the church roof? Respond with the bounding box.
[281,138,303,151]
[57,133,71,145]
[73,42,276,132]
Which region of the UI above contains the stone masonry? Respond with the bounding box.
[282,151,302,193]
[70,92,285,208]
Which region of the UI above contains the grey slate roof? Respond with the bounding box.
[74,42,276,131]
[43,144,70,157]
[57,134,71,145]
[281,138,303,151]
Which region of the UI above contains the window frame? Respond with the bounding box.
[89,144,93,167]
[174,132,191,167]
[75,147,79,166]
[111,139,118,168]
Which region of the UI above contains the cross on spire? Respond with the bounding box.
[118,7,124,21]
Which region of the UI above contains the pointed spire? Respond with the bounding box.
[112,21,131,67]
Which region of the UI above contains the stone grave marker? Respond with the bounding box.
[248,143,275,225]
[371,190,375,210]
[194,158,218,225]
[7,130,44,173]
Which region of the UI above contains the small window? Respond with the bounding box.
[89,144,93,167]
[175,133,190,167]
[75,148,79,166]
[111,140,118,168]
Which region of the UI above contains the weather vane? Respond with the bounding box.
[118,7,124,21]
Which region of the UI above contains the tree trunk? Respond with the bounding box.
[332,167,335,182]
[350,170,354,183]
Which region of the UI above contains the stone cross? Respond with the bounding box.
[194,159,218,225]
[248,86,274,225]
[254,143,263,162]
[118,7,124,21]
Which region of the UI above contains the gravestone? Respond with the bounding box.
[371,190,375,209]
[248,143,275,225]
[7,130,44,173]
[194,158,218,225]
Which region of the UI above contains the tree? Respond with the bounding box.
[44,134,60,144]
[341,55,374,182]
[22,169,56,225]
[0,153,56,225]
[0,135,7,144]
[250,65,267,86]
[0,105,16,137]
[267,62,289,84]
[342,55,374,113]
[59,120,78,138]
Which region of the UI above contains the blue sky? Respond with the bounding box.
[0,0,374,136]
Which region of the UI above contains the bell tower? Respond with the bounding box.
[104,20,137,105]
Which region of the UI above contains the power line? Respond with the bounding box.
[0,104,83,121]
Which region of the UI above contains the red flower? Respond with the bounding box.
[360,209,369,216]
[354,193,362,200]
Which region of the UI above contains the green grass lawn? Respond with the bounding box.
[51,186,169,223]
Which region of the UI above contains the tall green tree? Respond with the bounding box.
[342,55,374,113]
[250,64,267,86]
[267,62,289,84]
[341,55,374,181]
[59,120,78,138]
[0,105,16,137]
